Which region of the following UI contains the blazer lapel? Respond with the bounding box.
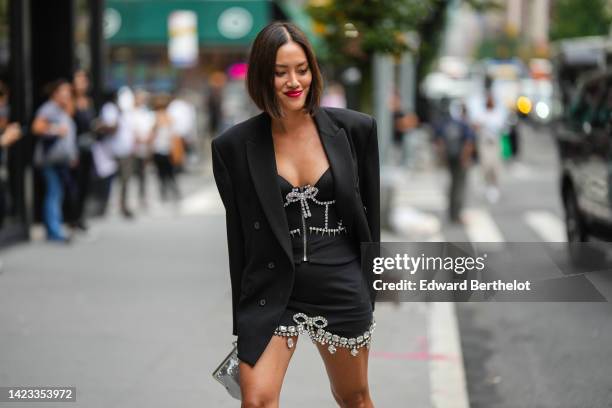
[246,114,293,263]
[313,108,357,236]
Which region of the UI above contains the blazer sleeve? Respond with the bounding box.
[360,116,381,243]
[359,116,381,312]
[211,140,245,336]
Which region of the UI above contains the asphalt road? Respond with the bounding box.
[393,122,612,407]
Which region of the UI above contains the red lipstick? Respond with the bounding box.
[284,90,303,98]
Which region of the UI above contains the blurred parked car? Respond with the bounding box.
[555,70,612,262]
[551,36,612,109]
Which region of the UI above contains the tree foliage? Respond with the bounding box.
[306,0,436,66]
[304,0,501,111]
[550,0,612,41]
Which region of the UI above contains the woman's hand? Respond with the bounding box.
[0,122,22,147]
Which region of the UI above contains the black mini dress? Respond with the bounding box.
[273,167,375,357]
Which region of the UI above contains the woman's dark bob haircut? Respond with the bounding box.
[246,21,323,119]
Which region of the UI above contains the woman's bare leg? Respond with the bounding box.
[314,342,374,408]
[239,335,299,408]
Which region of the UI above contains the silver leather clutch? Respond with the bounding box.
[211,341,241,400]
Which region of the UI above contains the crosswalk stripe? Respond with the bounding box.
[390,206,442,239]
[463,208,505,242]
[525,211,566,242]
[428,302,470,408]
[180,186,225,215]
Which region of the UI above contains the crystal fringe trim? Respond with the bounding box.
[273,312,376,357]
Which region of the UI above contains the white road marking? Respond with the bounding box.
[428,302,470,408]
[525,211,567,242]
[180,186,225,215]
[391,206,442,238]
[463,208,505,243]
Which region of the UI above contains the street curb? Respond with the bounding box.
[428,302,470,408]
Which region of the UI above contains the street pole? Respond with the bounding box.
[373,53,394,165]
[373,52,395,231]
[399,50,415,114]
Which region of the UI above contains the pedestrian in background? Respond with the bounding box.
[151,94,181,203]
[207,72,225,137]
[434,100,475,223]
[99,88,135,218]
[390,90,418,166]
[168,93,197,173]
[320,81,347,108]
[131,89,155,209]
[70,69,96,231]
[31,79,78,243]
[90,90,119,217]
[473,92,506,204]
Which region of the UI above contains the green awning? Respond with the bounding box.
[105,0,271,46]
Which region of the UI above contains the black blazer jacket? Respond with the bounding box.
[211,106,380,366]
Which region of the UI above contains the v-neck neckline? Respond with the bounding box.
[277,167,331,189]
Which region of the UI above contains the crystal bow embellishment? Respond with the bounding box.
[284,186,319,218]
[293,312,328,331]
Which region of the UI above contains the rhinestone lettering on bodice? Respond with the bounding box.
[280,168,347,238]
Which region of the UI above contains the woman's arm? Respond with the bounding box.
[211,139,246,336]
[31,116,68,138]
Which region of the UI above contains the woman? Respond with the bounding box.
[32,79,78,242]
[211,22,380,407]
[151,94,181,202]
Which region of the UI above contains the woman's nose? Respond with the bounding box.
[287,72,298,87]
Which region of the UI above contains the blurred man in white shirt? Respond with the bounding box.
[99,89,135,218]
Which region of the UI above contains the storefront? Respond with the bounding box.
[0,0,305,246]
[0,0,103,246]
[103,0,287,90]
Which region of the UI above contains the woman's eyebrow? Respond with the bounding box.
[275,61,308,68]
